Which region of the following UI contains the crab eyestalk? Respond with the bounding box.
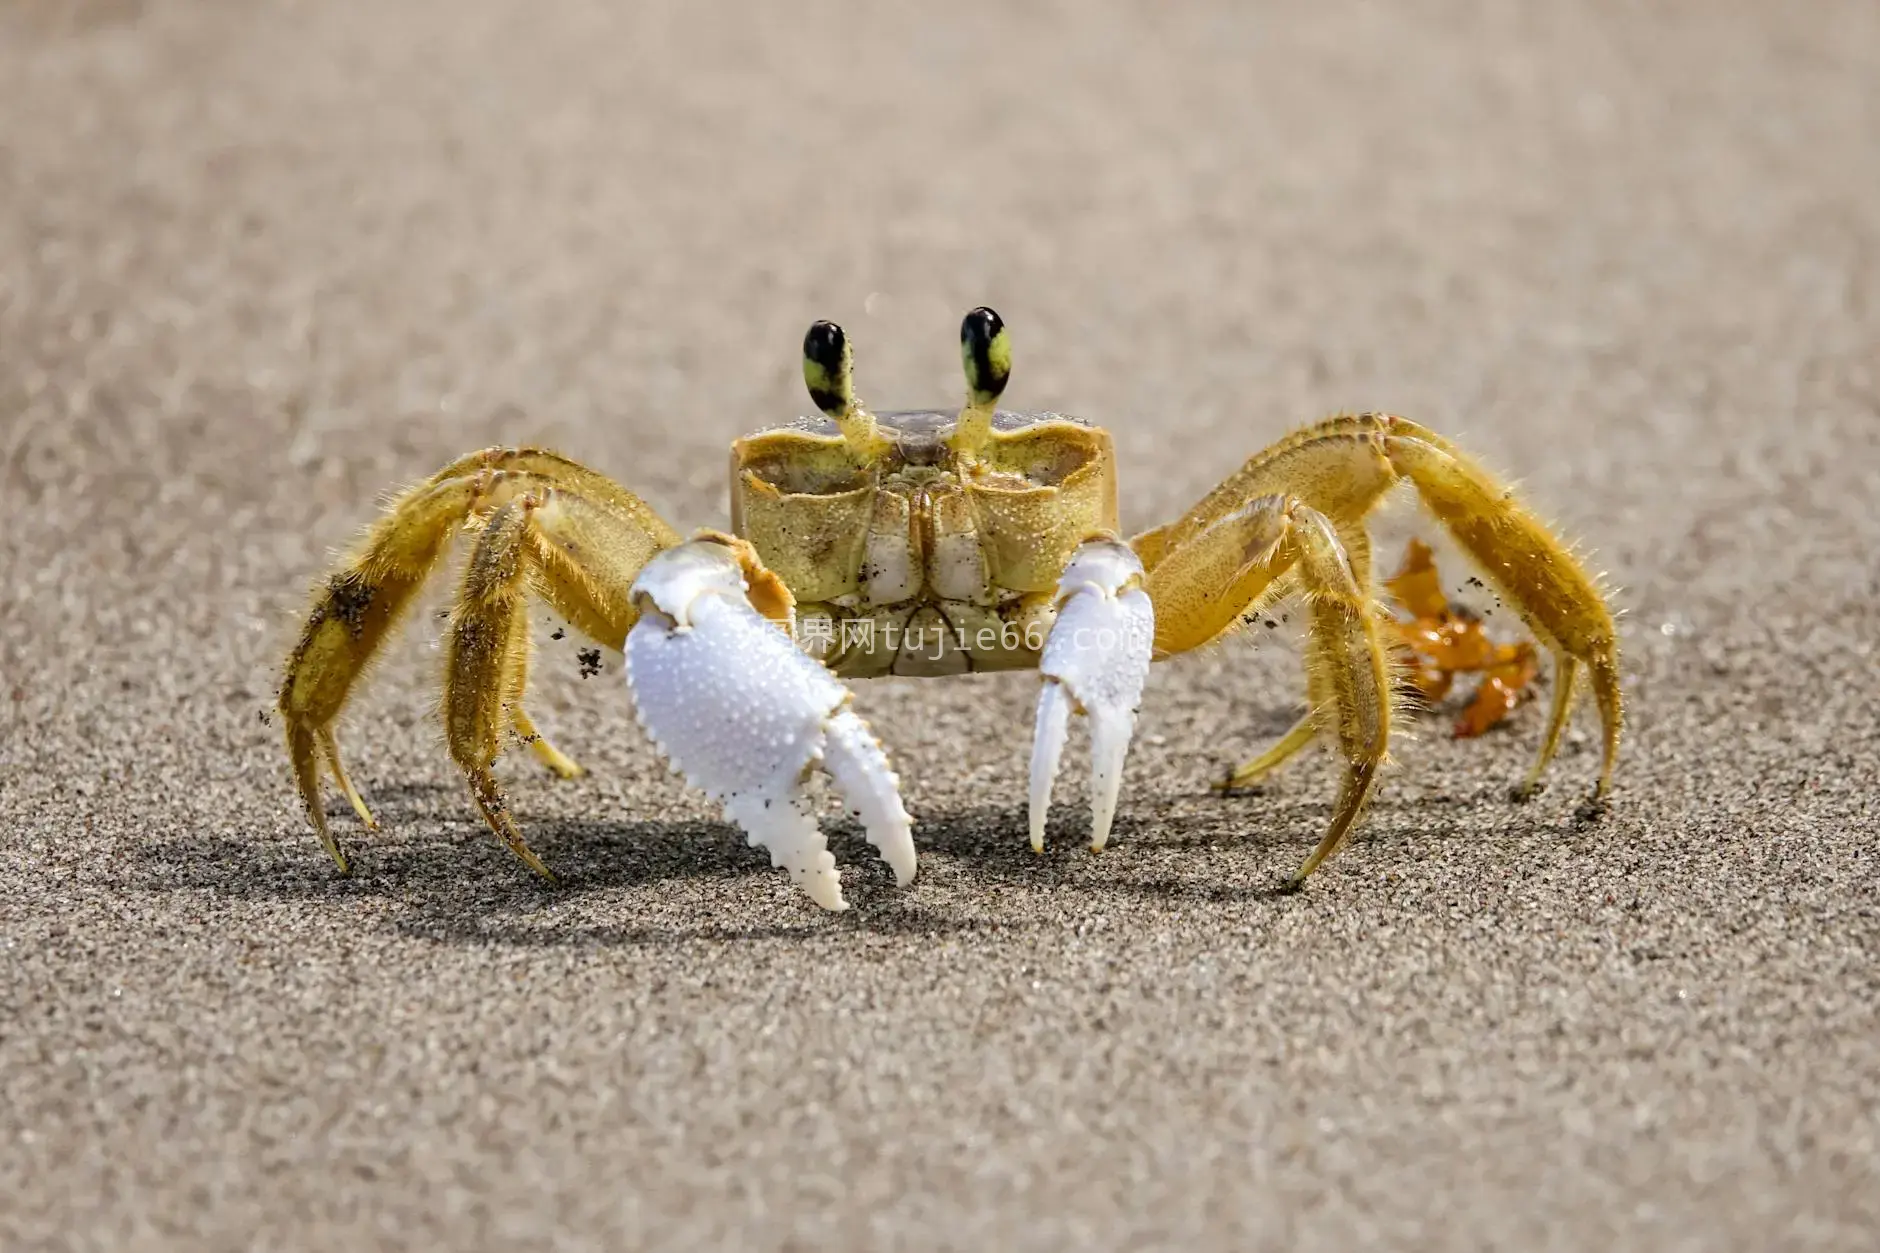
[951,305,1011,460]
[802,319,892,464]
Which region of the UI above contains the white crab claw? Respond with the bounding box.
[624,540,917,910]
[1029,539,1155,854]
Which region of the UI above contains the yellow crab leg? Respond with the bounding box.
[279,454,679,873]
[1380,422,1621,800]
[441,496,559,880]
[440,484,700,879]
[1213,711,1316,792]
[1142,494,1399,881]
[280,471,505,873]
[1140,412,1621,803]
[512,707,585,780]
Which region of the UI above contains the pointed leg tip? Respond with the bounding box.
[530,746,586,779]
[1288,848,1331,886]
[1573,795,1610,828]
[314,829,353,876]
[1509,780,1546,804]
[342,793,380,830]
[1215,764,1270,795]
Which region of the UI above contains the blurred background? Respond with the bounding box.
[5,2,1876,636]
[3,2,1876,1249]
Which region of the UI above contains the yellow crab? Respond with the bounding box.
[278,308,1623,909]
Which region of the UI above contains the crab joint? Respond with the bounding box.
[951,305,1011,459]
[802,319,892,464]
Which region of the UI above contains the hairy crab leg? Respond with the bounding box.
[279,452,680,875]
[1028,539,1156,854]
[1213,711,1316,793]
[1137,493,1398,881]
[624,536,916,910]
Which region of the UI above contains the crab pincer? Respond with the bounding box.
[1029,539,1156,855]
[624,535,917,910]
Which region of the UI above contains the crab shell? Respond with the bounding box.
[729,409,1117,677]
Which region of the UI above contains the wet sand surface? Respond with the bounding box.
[2,2,1877,1249]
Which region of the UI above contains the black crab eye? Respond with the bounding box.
[802,320,852,417]
[961,306,1011,407]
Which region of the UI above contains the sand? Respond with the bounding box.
[2,2,1876,1249]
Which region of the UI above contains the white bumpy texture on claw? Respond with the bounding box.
[1029,539,1155,854]
[624,541,917,910]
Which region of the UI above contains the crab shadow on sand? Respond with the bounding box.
[117,774,1518,947]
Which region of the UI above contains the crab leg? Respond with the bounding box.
[1028,539,1156,854]
[624,536,916,910]
[280,452,680,874]
[1140,413,1620,805]
[1140,494,1397,881]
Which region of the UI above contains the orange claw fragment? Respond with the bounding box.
[1384,536,1451,620]
[1453,640,1539,738]
[1384,538,1541,739]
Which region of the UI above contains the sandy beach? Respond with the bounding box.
[2,2,1876,1248]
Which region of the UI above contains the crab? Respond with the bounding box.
[277,307,1623,909]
